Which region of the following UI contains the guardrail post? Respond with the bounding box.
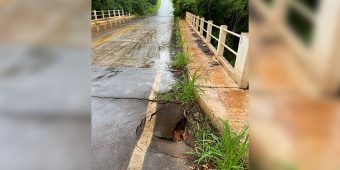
[122,10,126,23]
[93,10,100,32]
[186,12,189,23]
[185,12,191,24]
[206,20,213,44]
[118,10,121,24]
[200,17,204,36]
[113,10,117,24]
[190,14,192,26]
[101,10,105,19]
[195,16,199,31]
[190,13,192,24]
[217,25,227,56]
[93,10,98,20]
[108,10,112,28]
[234,33,249,88]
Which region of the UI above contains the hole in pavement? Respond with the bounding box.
[149,103,192,159]
[134,102,205,159]
[149,103,205,159]
[172,117,187,142]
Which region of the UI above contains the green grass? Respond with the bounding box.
[170,52,190,70]
[146,0,161,14]
[187,120,249,169]
[158,70,204,104]
[174,18,184,48]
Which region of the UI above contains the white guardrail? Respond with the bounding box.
[186,12,249,88]
[91,10,134,32]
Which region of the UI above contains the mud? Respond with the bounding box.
[194,39,214,56]
[192,32,199,38]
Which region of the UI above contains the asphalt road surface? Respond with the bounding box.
[91,0,192,169]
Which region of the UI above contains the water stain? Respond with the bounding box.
[194,39,214,56]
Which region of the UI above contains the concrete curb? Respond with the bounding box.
[179,20,248,133]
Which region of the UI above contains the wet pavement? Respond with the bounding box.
[91,0,192,169]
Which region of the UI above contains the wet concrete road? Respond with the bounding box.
[92,0,191,169]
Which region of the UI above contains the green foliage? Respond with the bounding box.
[158,70,204,104]
[173,0,248,66]
[173,0,248,32]
[146,0,161,14]
[92,0,160,15]
[170,53,190,70]
[187,120,249,169]
[173,0,197,17]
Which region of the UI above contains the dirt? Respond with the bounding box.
[188,27,214,56]
[192,32,199,38]
[194,39,214,56]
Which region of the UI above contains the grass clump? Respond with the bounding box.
[158,71,203,104]
[187,120,249,169]
[170,52,190,70]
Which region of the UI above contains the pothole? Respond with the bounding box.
[149,103,192,159]
[135,103,205,159]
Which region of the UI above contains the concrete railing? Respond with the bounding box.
[91,10,134,32]
[186,12,249,88]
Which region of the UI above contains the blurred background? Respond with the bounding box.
[249,0,340,169]
[0,0,91,169]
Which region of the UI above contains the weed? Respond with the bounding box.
[157,92,173,103]
[170,52,190,70]
[187,120,249,169]
[157,70,204,104]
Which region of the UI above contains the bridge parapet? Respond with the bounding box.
[186,12,249,88]
[91,10,134,33]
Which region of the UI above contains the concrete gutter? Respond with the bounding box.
[179,20,248,132]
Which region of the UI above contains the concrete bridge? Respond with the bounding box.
[91,0,340,169]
